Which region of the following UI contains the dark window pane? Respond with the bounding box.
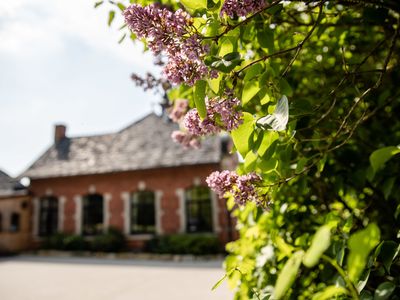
[131,191,155,234]
[185,187,213,233]
[39,196,59,236]
[10,212,20,232]
[82,194,104,235]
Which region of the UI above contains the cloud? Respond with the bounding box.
[0,0,157,71]
[0,0,163,177]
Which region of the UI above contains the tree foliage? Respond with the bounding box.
[99,0,400,298]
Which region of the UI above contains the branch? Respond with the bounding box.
[202,0,283,41]
[281,3,324,77]
[235,2,324,76]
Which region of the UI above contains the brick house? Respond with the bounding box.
[22,113,235,250]
[0,170,31,252]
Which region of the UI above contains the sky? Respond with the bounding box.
[0,0,162,177]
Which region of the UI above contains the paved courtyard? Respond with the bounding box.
[0,256,232,300]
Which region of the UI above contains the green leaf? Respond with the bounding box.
[244,63,263,82]
[374,282,396,300]
[303,225,331,268]
[211,269,235,291]
[311,286,348,300]
[370,146,400,173]
[273,251,304,299]
[377,241,400,274]
[208,73,222,94]
[257,131,278,156]
[118,33,127,44]
[242,81,260,105]
[211,57,242,73]
[116,3,126,11]
[279,78,293,97]
[94,1,104,8]
[360,291,374,300]
[347,223,381,283]
[218,36,238,57]
[382,177,395,200]
[223,52,240,61]
[194,80,207,119]
[108,10,115,27]
[258,26,274,53]
[231,112,254,157]
[244,151,257,172]
[295,158,308,173]
[180,0,207,10]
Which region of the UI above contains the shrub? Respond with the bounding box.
[42,233,68,250]
[63,235,88,251]
[147,234,221,255]
[90,227,126,252]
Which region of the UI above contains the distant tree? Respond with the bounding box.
[99,0,400,298]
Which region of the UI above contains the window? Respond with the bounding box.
[0,212,2,232]
[130,191,155,234]
[185,186,213,233]
[10,212,20,232]
[39,196,59,236]
[82,193,104,235]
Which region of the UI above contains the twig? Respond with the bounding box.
[202,0,283,42]
[281,2,324,77]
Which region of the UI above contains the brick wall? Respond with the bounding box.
[29,164,235,249]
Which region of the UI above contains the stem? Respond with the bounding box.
[321,254,360,300]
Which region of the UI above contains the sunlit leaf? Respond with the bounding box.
[231,112,254,157]
[347,223,380,283]
[242,81,260,105]
[311,286,348,300]
[370,146,400,173]
[273,251,304,299]
[180,0,207,10]
[194,80,207,119]
[303,225,331,268]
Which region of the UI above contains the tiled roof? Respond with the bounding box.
[0,169,27,197]
[22,113,221,179]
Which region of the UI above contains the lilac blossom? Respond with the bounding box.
[123,4,216,86]
[206,171,262,205]
[221,0,266,18]
[171,131,200,149]
[169,99,189,122]
[183,96,243,137]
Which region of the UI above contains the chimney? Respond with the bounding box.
[54,124,66,144]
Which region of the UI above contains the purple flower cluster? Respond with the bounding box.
[171,131,200,149]
[206,171,262,205]
[183,96,243,136]
[220,0,266,18]
[169,99,189,122]
[123,4,215,86]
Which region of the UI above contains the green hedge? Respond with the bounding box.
[146,234,221,255]
[42,228,125,252]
